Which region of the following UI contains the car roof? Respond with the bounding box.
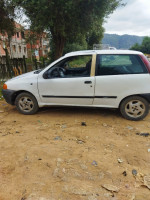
[65,50,143,57]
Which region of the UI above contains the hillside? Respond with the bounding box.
[102,33,144,50]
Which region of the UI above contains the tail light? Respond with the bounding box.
[140,54,150,73]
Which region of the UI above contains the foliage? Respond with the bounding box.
[63,40,88,55]
[13,0,123,59]
[130,43,141,51]
[102,33,144,49]
[0,0,15,35]
[0,82,4,100]
[130,37,150,54]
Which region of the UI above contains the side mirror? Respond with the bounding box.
[43,71,49,79]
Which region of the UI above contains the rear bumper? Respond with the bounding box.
[2,89,16,105]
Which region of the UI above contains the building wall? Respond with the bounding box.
[0,23,27,59]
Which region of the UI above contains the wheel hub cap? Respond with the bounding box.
[125,100,145,118]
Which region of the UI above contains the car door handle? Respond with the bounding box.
[84,81,92,84]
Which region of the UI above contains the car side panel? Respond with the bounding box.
[93,74,150,108]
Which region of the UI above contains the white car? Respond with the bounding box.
[2,50,150,120]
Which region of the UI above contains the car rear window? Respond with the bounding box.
[96,54,148,76]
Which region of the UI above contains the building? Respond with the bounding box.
[0,22,50,61]
[25,30,50,60]
[0,22,27,59]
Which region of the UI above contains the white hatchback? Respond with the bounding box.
[2,50,150,120]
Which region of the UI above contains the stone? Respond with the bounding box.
[61,124,67,129]
[99,172,105,180]
[144,175,150,189]
[81,122,87,126]
[54,136,62,141]
[103,123,108,127]
[117,158,123,163]
[102,184,119,192]
[88,194,98,200]
[136,133,150,137]
[91,161,98,166]
[123,171,127,176]
[126,126,134,130]
[80,163,88,170]
[132,169,137,176]
[77,139,85,144]
[53,168,59,177]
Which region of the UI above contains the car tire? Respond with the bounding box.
[15,92,39,115]
[120,96,149,121]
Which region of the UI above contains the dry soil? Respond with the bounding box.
[0,102,150,200]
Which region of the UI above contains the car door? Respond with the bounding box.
[38,54,96,105]
[93,54,149,108]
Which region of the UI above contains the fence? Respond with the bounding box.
[0,55,46,81]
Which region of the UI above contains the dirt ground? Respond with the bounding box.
[0,101,150,200]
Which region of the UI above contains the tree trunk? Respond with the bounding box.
[53,36,65,60]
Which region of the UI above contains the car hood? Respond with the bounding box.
[7,71,38,82]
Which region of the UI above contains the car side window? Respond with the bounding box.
[46,55,92,78]
[96,54,148,76]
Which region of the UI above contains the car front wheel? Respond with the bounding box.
[120,96,149,121]
[15,92,39,115]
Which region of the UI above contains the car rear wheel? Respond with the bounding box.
[120,96,149,121]
[15,92,39,115]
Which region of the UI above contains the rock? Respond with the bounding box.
[91,161,98,166]
[16,131,20,133]
[53,168,59,177]
[132,169,137,176]
[102,184,119,192]
[77,139,85,144]
[56,158,64,167]
[54,136,62,141]
[63,185,89,195]
[123,171,127,176]
[136,133,150,137]
[103,123,108,127]
[99,172,105,180]
[126,126,134,130]
[144,175,150,189]
[148,149,150,153]
[80,163,88,170]
[127,194,135,200]
[81,122,87,126]
[88,194,98,200]
[61,124,67,129]
[117,158,123,163]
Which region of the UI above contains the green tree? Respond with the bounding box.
[130,43,141,51]
[130,37,150,54]
[141,37,150,54]
[0,0,15,35]
[25,31,38,61]
[13,0,123,59]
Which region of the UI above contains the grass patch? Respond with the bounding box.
[0,82,4,100]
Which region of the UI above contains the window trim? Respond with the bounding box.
[95,54,148,76]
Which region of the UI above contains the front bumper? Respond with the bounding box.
[2,89,17,105]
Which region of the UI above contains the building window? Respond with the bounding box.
[24,47,26,53]
[19,46,21,53]
[17,32,19,38]
[13,45,16,52]
[21,31,25,39]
